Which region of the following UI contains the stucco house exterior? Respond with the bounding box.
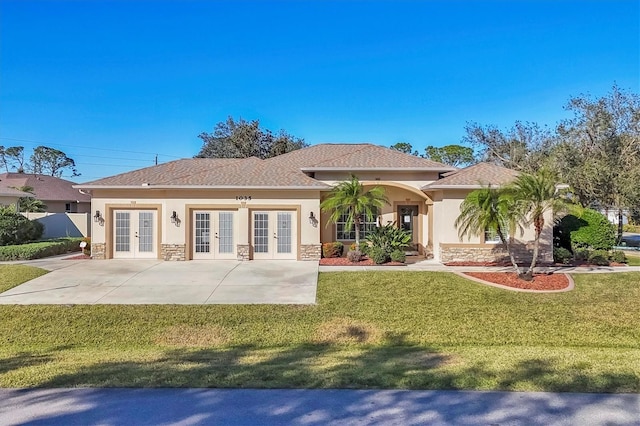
[0,185,32,210]
[75,143,552,263]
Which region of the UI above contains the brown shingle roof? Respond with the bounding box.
[77,144,455,189]
[266,143,455,170]
[77,157,329,188]
[0,173,90,202]
[0,185,32,197]
[423,162,519,189]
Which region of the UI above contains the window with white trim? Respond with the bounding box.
[336,209,378,240]
[484,228,501,243]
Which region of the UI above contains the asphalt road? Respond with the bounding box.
[1,388,639,425]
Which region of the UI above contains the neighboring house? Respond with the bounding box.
[75,144,552,263]
[0,173,91,213]
[0,185,33,210]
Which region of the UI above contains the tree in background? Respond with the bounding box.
[196,116,307,159]
[389,142,418,156]
[320,175,389,250]
[3,146,26,173]
[30,146,79,177]
[424,145,476,167]
[462,121,555,173]
[554,85,640,243]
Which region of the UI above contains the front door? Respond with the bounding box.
[252,211,297,259]
[192,210,236,259]
[398,205,419,243]
[113,210,157,258]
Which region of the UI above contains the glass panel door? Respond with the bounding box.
[113,210,157,258]
[115,211,131,254]
[138,212,154,253]
[217,212,234,255]
[253,212,269,255]
[276,212,292,254]
[194,212,211,254]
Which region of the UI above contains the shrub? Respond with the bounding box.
[588,250,610,266]
[573,248,591,262]
[553,247,573,264]
[359,243,370,256]
[322,242,344,258]
[0,238,83,261]
[390,249,406,263]
[609,250,627,264]
[346,250,362,263]
[368,246,388,264]
[556,209,616,251]
[365,224,411,256]
[0,207,44,246]
[623,223,640,233]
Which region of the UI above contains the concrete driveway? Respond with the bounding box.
[0,260,318,305]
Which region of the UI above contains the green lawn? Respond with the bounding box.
[626,252,640,266]
[1,266,639,392]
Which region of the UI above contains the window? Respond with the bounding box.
[65,203,71,212]
[484,228,501,243]
[336,209,378,240]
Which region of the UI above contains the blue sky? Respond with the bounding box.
[1,0,638,182]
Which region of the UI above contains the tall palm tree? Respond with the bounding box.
[511,169,574,279]
[455,186,525,276]
[320,175,389,249]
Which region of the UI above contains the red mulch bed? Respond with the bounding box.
[64,254,91,260]
[464,272,569,290]
[320,257,406,266]
[446,261,627,267]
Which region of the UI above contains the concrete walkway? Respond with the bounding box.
[1,388,638,425]
[0,259,318,305]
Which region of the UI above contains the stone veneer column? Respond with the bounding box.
[237,244,250,261]
[161,244,186,261]
[91,243,106,260]
[300,244,321,260]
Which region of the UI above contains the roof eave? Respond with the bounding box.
[422,184,508,190]
[301,166,457,172]
[74,184,329,190]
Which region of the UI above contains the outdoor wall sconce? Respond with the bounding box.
[170,211,179,224]
[308,211,318,227]
[93,210,102,223]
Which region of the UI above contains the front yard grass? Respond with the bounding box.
[626,251,640,266]
[1,268,639,392]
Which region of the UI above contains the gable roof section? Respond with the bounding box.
[0,185,32,197]
[76,157,329,189]
[423,162,519,190]
[266,143,456,171]
[0,173,90,202]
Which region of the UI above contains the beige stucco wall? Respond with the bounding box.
[315,171,441,190]
[42,201,91,214]
[430,188,553,262]
[90,188,321,259]
[0,196,19,209]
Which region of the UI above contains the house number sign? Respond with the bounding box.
[236,196,252,201]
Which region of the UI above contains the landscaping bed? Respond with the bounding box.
[320,257,405,266]
[464,272,570,291]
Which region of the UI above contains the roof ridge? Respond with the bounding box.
[153,157,250,185]
[307,143,374,168]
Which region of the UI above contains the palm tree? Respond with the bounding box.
[320,175,389,249]
[455,186,525,276]
[511,169,574,279]
[12,185,47,213]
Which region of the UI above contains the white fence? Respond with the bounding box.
[21,212,91,239]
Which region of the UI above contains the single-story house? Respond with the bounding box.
[75,144,552,263]
[0,185,33,210]
[0,172,91,213]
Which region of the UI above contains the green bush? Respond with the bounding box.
[588,250,610,266]
[573,248,591,262]
[322,242,344,258]
[365,225,411,256]
[623,223,640,233]
[0,238,83,261]
[609,250,627,264]
[0,208,44,246]
[368,246,388,264]
[346,250,362,263]
[359,243,370,256]
[390,249,406,263]
[553,247,573,264]
[556,209,616,251]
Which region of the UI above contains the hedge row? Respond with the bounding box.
[0,238,83,261]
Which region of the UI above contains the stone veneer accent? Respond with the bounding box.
[300,244,322,260]
[237,244,250,261]
[91,243,106,260]
[440,243,552,264]
[161,244,186,261]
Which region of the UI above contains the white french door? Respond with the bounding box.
[192,210,236,259]
[113,210,157,259]
[252,211,297,259]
